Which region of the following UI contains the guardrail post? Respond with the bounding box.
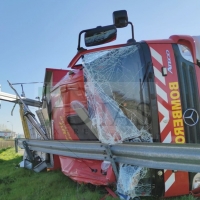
[15,138,18,153]
[103,144,119,180]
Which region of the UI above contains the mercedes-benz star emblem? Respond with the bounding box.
[183,108,199,126]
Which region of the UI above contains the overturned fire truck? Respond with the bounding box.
[1,10,200,199]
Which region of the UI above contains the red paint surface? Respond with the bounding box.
[49,66,116,185]
[60,156,116,185]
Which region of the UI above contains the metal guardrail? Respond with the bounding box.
[17,139,200,173]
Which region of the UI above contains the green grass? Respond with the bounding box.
[0,148,117,200]
[0,148,197,200]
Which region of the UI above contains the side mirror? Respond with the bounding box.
[113,10,128,28]
[84,25,117,47]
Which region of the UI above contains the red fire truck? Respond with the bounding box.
[3,10,200,199]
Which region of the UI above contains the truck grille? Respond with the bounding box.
[173,44,200,143]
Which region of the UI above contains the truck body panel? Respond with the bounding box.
[148,42,189,196]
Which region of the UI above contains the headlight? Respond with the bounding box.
[192,173,200,189]
[178,44,194,63]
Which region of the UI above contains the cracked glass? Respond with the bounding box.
[82,44,153,198]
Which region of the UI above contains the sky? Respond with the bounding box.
[0,0,200,134]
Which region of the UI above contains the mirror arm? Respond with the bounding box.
[77,29,89,51]
[128,22,136,42]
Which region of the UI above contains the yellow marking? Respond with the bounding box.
[59,116,72,140]
[169,82,185,143]
[19,105,30,139]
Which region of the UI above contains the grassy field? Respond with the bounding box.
[0,148,196,200]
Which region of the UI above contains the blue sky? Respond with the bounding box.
[0,0,200,134]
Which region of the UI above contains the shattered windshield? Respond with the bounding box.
[83,44,152,144]
[83,44,153,198]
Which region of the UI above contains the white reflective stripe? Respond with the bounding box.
[150,47,163,65]
[155,84,168,103]
[153,66,166,85]
[163,132,172,143]
[158,101,169,132]
[165,173,175,192]
[150,47,176,193]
